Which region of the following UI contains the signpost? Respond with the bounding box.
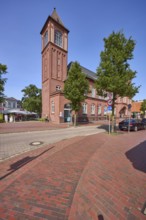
[107,99,113,106]
[107,93,113,134]
[128,104,132,133]
[107,106,112,134]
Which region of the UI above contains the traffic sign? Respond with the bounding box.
[128,104,132,110]
[107,99,113,106]
[107,106,112,111]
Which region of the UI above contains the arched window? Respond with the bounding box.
[51,101,55,113]
[97,104,102,115]
[54,30,62,47]
[82,103,87,114]
[91,104,95,115]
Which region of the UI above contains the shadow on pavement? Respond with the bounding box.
[0,146,54,180]
[97,124,120,133]
[125,140,146,173]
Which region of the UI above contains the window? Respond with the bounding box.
[98,104,102,115]
[51,101,55,113]
[54,30,62,47]
[8,102,11,108]
[82,103,87,114]
[104,106,107,115]
[13,102,16,108]
[43,30,48,48]
[91,104,95,115]
[92,88,96,98]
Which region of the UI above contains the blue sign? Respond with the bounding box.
[128,104,132,110]
[107,106,112,111]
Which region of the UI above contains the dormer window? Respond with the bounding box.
[54,30,62,47]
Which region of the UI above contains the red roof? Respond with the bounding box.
[131,101,142,112]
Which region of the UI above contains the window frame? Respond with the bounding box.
[82,103,87,114]
[54,30,63,48]
[91,103,95,115]
[51,101,55,113]
[43,30,48,48]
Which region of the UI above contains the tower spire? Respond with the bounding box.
[51,8,64,27]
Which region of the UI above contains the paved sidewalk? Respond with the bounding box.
[0,120,109,134]
[0,130,146,220]
[0,121,68,134]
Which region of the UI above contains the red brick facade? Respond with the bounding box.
[41,9,131,123]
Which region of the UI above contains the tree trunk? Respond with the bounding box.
[74,112,77,127]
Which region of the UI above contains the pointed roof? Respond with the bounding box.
[131,101,142,113]
[68,62,97,81]
[51,8,65,27]
[40,8,69,34]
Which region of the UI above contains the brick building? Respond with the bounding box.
[41,8,131,123]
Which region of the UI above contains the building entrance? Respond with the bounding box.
[64,104,71,122]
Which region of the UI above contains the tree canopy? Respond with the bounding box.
[64,62,89,125]
[0,63,7,103]
[95,31,140,131]
[21,84,42,115]
[95,31,140,101]
[140,100,146,115]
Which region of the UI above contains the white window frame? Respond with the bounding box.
[82,103,87,114]
[91,104,95,115]
[98,104,102,115]
[91,88,96,98]
[54,30,62,47]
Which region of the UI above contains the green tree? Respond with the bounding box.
[95,31,140,132]
[21,84,42,115]
[140,99,146,116]
[64,62,89,126]
[0,64,7,103]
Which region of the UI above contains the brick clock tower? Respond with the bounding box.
[40,8,69,123]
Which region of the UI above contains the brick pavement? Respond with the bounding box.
[0,120,108,134]
[0,121,68,134]
[0,129,146,220]
[69,131,146,220]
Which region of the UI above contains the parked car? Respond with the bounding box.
[141,118,146,129]
[119,119,145,131]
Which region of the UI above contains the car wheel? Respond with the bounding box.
[134,126,138,132]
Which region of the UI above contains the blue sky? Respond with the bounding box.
[0,0,146,101]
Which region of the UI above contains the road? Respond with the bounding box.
[0,125,105,161]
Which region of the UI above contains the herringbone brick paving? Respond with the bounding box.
[0,134,105,220]
[69,131,146,220]
[0,125,146,220]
